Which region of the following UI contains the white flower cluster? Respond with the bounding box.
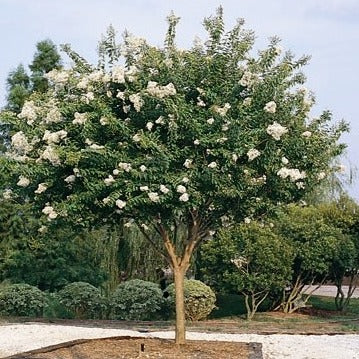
[183,159,193,168]
[72,112,87,125]
[104,175,115,186]
[64,175,76,183]
[89,143,105,150]
[160,184,169,194]
[146,81,177,99]
[111,66,126,84]
[43,130,67,144]
[177,185,189,202]
[243,97,252,106]
[38,146,60,165]
[213,103,231,116]
[118,162,132,172]
[317,172,326,180]
[129,93,144,112]
[45,69,70,85]
[44,107,62,124]
[34,183,47,194]
[247,149,261,161]
[11,131,32,154]
[266,122,288,140]
[17,175,30,187]
[121,34,146,57]
[264,101,277,113]
[116,199,126,209]
[277,167,306,182]
[239,71,255,87]
[42,205,58,220]
[148,192,160,202]
[3,189,12,199]
[18,100,37,125]
[208,161,217,169]
[302,131,312,138]
[207,118,215,124]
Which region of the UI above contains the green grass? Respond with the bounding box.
[308,295,359,315]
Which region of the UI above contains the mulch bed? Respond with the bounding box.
[4,337,262,359]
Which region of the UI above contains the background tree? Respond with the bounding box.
[0,8,347,343]
[200,222,293,319]
[274,205,344,313]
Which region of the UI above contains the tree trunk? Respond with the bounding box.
[173,266,186,344]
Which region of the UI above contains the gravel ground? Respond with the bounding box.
[0,324,358,359]
[303,285,359,298]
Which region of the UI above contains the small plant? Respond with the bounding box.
[0,283,47,317]
[57,282,106,319]
[110,279,164,320]
[165,279,216,321]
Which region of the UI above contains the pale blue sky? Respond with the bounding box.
[0,0,358,199]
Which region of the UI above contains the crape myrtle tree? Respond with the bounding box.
[1,8,347,343]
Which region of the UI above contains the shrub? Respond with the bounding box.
[165,279,216,321]
[57,282,106,319]
[0,283,47,317]
[110,279,163,320]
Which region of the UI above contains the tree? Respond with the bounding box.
[274,205,345,313]
[318,196,359,311]
[29,39,62,93]
[1,8,347,343]
[200,222,293,319]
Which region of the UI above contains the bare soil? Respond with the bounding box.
[6,337,260,359]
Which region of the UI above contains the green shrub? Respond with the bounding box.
[165,279,216,321]
[110,279,163,320]
[57,282,106,319]
[0,283,47,317]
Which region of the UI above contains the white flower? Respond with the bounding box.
[89,143,105,150]
[222,124,229,132]
[118,162,132,172]
[148,192,160,202]
[116,91,125,100]
[44,107,62,124]
[17,176,30,187]
[102,197,111,204]
[38,225,47,233]
[207,118,215,124]
[155,116,165,125]
[296,181,305,189]
[34,183,47,194]
[194,139,200,145]
[100,116,109,125]
[302,131,312,138]
[213,103,231,116]
[42,205,57,220]
[281,157,289,165]
[208,161,217,169]
[116,199,127,209]
[11,131,32,154]
[64,175,76,183]
[83,91,95,103]
[182,177,190,183]
[125,65,139,82]
[18,100,37,124]
[160,185,169,194]
[146,122,154,131]
[197,97,206,107]
[140,186,149,192]
[3,189,12,199]
[45,69,69,85]
[176,185,187,194]
[72,112,87,125]
[113,169,120,176]
[39,146,60,165]
[129,93,144,112]
[183,159,193,168]
[266,122,288,140]
[141,223,149,231]
[112,66,126,83]
[124,219,134,228]
[43,130,67,144]
[104,175,115,186]
[133,134,141,142]
[73,168,80,177]
[317,172,326,180]
[264,101,277,113]
[247,149,261,161]
[85,138,93,145]
[274,46,282,55]
[243,97,252,106]
[239,71,254,87]
[88,70,104,82]
[244,217,251,224]
[179,193,189,202]
[277,167,306,182]
[146,81,177,98]
[140,165,147,172]
[232,154,238,162]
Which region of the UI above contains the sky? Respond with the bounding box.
[0,0,358,199]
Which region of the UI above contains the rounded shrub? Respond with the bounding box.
[165,279,216,321]
[110,279,164,320]
[57,282,106,319]
[0,283,47,317]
